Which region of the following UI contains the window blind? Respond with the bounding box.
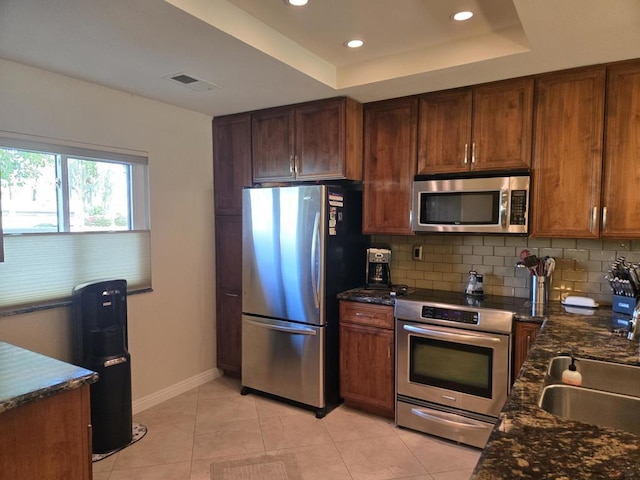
[0,231,151,311]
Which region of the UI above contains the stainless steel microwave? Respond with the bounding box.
[412,174,530,234]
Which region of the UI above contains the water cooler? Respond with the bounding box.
[73,279,133,454]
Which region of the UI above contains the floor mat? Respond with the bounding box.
[211,454,302,480]
[92,422,147,462]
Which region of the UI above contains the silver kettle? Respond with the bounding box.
[465,271,484,296]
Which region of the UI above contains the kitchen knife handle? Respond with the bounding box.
[602,206,608,231]
[463,143,468,164]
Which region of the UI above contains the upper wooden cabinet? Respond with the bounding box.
[251,97,363,183]
[213,113,252,216]
[530,67,605,238]
[363,97,418,235]
[417,78,533,175]
[601,61,640,238]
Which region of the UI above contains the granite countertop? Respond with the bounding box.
[0,341,98,414]
[472,304,640,479]
[337,287,398,306]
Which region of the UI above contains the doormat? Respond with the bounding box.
[211,454,302,480]
[92,422,147,462]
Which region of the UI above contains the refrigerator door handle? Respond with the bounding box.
[311,211,321,309]
[245,319,317,336]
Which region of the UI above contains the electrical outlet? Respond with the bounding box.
[412,245,423,261]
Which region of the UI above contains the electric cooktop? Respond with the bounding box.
[398,288,529,313]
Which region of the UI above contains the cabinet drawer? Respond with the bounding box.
[339,301,394,329]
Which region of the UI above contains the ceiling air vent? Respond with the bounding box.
[163,73,221,92]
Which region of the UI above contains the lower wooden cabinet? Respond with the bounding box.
[512,321,542,383]
[339,301,395,418]
[0,385,92,479]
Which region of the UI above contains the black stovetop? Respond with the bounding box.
[398,288,529,313]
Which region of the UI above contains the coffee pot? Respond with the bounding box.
[465,271,484,296]
[366,248,392,289]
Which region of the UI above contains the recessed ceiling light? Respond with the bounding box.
[285,0,308,6]
[451,11,474,21]
[344,39,364,49]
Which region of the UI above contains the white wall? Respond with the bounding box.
[0,58,218,402]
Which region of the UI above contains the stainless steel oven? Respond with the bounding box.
[395,291,517,448]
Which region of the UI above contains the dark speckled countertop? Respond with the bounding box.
[338,288,640,479]
[0,341,98,414]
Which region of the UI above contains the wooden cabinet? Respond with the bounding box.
[512,321,542,383]
[214,215,243,375]
[363,97,418,235]
[601,61,640,238]
[0,386,92,479]
[339,301,395,419]
[213,112,251,375]
[530,67,605,238]
[213,113,252,216]
[417,78,533,174]
[251,97,362,183]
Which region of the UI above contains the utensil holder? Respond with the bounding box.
[531,276,550,305]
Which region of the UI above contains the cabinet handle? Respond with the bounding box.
[387,340,391,359]
[355,312,374,318]
[471,142,476,164]
[294,155,299,175]
[463,143,468,164]
[225,293,239,298]
[591,206,598,230]
[526,335,531,351]
[289,155,294,174]
[602,206,608,231]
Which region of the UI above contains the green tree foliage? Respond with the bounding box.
[0,148,55,199]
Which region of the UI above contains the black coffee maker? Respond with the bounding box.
[366,247,392,289]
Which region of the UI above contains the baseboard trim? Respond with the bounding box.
[132,368,223,414]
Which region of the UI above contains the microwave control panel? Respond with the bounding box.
[510,190,528,225]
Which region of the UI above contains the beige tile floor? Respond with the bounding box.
[93,376,481,480]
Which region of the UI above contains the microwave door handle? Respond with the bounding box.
[402,324,501,346]
[501,189,508,228]
[410,408,489,431]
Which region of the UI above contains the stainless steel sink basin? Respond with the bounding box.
[539,384,640,436]
[545,355,640,397]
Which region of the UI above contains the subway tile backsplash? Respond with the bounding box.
[373,235,640,305]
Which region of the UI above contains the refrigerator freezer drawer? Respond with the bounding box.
[242,315,325,408]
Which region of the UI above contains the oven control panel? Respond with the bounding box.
[421,306,479,325]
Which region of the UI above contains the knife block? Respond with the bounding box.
[612,294,637,315]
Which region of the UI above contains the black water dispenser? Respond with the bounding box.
[73,279,132,454]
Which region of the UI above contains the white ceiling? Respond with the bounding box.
[1,0,640,118]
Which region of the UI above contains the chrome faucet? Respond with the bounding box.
[628,303,640,341]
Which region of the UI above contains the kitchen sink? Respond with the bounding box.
[544,355,640,397]
[538,384,640,436]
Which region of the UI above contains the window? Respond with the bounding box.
[0,135,151,312]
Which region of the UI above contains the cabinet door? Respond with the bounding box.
[512,322,541,383]
[417,90,471,174]
[213,113,252,215]
[363,97,418,235]
[531,67,605,238]
[217,290,242,376]
[339,322,394,418]
[215,215,242,375]
[601,61,640,238]
[472,78,533,171]
[252,107,295,182]
[295,99,345,180]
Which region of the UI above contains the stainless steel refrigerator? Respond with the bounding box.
[241,184,367,418]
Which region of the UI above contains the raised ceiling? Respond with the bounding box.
[0,0,639,117]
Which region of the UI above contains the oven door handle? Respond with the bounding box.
[402,324,501,345]
[410,408,490,431]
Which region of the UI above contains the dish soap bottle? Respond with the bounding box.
[561,357,582,386]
